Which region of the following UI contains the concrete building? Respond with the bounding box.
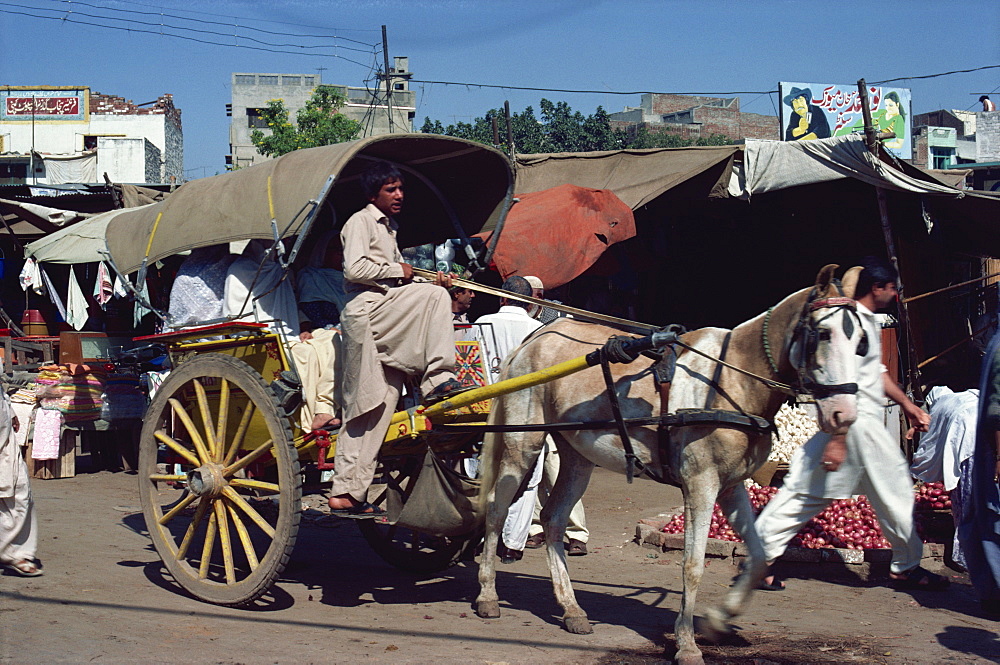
[911,108,1000,190]
[0,86,182,186]
[228,56,416,169]
[609,93,779,143]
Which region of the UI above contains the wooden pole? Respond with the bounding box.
[381,25,394,133]
[504,101,515,157]
[857,79,922,399]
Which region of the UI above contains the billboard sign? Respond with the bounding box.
[779,82,912,159]
[0,88,88,122]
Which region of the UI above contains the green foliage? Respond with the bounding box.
[421,99,735,154]
[250,86,360,157]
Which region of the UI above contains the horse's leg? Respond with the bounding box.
[703,482,767,636]
[674,473,719,665]
[475,430,546,619]
[538,434,595,634]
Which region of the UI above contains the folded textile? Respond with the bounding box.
[32,407,63,459]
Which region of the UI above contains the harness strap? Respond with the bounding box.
[599,348,642,483]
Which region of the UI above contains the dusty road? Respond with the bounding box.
[1,465,997,664]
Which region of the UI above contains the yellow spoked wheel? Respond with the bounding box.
[138,353,300,606]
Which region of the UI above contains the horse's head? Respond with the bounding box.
[787,264,865,434]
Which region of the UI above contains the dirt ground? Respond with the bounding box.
[1,463,997,664]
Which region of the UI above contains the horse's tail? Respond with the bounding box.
[476,408,506,517]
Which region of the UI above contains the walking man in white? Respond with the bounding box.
[477,275,588,561]
[751,257,947,591]
[0,389,41,577]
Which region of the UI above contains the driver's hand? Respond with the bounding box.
[399,262,414,281]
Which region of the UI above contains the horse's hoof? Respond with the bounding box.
[563,615,593,634]
[475,600,501,619]
[673,651,705,665]
[696,607,733,642]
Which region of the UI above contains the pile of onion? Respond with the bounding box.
[914,481,952,511]
[661,482,948,549]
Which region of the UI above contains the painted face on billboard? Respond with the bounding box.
[791,96,809,116]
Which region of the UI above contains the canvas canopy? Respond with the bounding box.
[104,134,514,274]
[510,146,740,213]
[474,184,635,289]
[24,208,133,264]
[0,198,93,236]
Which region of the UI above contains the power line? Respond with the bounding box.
[0,1,377,54]
[34,0,378,47]
[0,5,379,66]
[408,64,1000,99]
[83,0,380,35]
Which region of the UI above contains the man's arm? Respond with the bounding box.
[884,374,931,435]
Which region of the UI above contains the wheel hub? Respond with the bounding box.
[187,463,227,498]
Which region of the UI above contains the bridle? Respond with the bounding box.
[764,286,866,399]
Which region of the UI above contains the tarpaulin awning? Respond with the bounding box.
[474,184,635,289]
[509,146,740,215]
[24,208,133,264]
[0,198,93,236]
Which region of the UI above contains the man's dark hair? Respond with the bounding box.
[855,255,898,297]
[501,275,533,308]
[360,161,403,199]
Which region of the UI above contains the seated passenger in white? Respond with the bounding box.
[167,245,237,330]
[223,239,339,431]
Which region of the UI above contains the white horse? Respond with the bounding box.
[475,265,864,665]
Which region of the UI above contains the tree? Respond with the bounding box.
[250,86,360,158]
[421,99,625,154]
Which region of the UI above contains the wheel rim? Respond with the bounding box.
[139,353,300,605]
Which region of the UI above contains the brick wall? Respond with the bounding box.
[648,93,738,114]
[911,127,929,169]
[91,92,182,130]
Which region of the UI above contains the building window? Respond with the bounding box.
[234,75,256,85]
[0,161,28,183]
[258,75,278,86]
[303,76,315,86]
[931,147,955,170]
[394,83,405,91]
[282,76,301,86]
[247,108,268,129]
[84,135,99,150]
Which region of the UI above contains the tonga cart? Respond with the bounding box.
[93,135,518,605]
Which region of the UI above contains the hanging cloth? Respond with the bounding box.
[133,277,152,328]
[40,266,67,322]
[19,257,44,295]
[66,267,90,330]
[94,261,114,307]
[112,274,128,299]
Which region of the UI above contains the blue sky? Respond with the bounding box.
[2,0,998,180]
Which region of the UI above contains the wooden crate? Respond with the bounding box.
[26,429,77,480]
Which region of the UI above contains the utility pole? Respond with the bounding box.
[381,25,394,133]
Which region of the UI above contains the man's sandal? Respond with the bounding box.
[890,566,950,591]
[3,558,43,577]
[329,501,386,520]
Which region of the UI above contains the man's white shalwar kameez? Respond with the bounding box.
[756,302,922,574]
[0,394,37,567]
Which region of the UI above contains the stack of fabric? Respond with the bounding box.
[56,364,107,423]
[101,372,146,421]
[33,365,65,459]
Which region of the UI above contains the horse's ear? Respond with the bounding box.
[815,264,839,291]
[841,266,864,299]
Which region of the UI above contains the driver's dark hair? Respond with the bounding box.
[501,275,532,309]
[855,255,898,297]
[360,161,403,199]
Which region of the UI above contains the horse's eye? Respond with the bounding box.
[817,329,832,342]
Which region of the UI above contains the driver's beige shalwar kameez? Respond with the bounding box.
[331,204,456,501]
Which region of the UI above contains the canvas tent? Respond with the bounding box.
[510,135,1000,388]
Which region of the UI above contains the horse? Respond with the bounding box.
[475,264,865,665]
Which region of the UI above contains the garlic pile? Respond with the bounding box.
[769,402,820,463]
